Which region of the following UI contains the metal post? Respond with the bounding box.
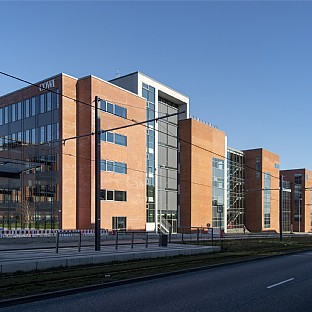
[279,175,283,241]
[95,96,101,251]
[56,231,59,253]
[169,226,172,243]
[115,231,118,250]
[145,232,148,248]
[131,232,134,249]
[196,227,200,244]
[78,230,81,252]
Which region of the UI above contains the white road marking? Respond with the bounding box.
[267,278,294,289]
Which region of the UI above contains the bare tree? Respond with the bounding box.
[21,198,34,229]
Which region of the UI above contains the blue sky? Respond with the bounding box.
[1,1,311,170]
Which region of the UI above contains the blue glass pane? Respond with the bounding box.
[100,100,106,111]
[115,134,127,146]
[107,132,114,143]
[114,162,126,174]
[107,161,114,172]
[107,102,114,114]
[115,105,127,118]
[142,89,148,100]
[100,160,106,171]
[100,132,106,141]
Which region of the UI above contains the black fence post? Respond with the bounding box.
[78,230,81,252]
[145,232,148,248]
[55,231,59,253]
[115,231,118,250]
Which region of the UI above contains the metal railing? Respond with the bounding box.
[114,231,150,249]
[56,230,81,253]
[170,226,223,246]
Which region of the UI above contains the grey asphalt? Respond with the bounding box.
[3,250,312,312]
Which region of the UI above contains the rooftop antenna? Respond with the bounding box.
[116,69,120,78]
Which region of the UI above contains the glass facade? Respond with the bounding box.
[294,174,302,225]
[264,172,271,228]
[0,90,60,230]
[157,97,178,231]
[212,158,225,228]
[142,83,156,223]
[227,149,244,229]
[282,180,291,231]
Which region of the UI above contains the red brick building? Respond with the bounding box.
[244,148,280,232]
[280,169,312,233]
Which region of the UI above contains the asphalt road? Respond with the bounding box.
[3,251,312,312]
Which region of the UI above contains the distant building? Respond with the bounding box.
[280,169,312,233]
[243,148,280,232]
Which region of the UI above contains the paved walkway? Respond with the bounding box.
[0,242,220,274]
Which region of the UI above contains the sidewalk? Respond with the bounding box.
[0,242,220,274]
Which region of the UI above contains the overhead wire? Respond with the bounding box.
[0,70,292,188]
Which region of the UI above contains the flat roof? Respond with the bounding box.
[110,71,189,99]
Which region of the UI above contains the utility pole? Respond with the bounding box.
[95,96,101,251]
[279,175,283,241]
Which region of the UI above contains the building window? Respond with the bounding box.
[25,99,30,118]
[101,131,127,146]
[256,157,261,179]
[112,216,127,231]
[31,97,36,116]
[294,174,302,222]
[11,104,16,122]
[142,82,156,224]
[101,189,127,202]
[4,106,9,124]
[47,92,52,111]
[115,105,127,118]
[101,160,127,174]
[40,94,45,113]
[17,102,22,120]
[212,157,225,228]
[107,190,114,201]
[264,172,271,228]
[115,191,127,201]
[100,99,127,119]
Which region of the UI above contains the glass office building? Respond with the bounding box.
[0,87,60,230]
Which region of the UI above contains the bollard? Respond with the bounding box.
[197,227,200,244]
[145,232,148,248]
[56,231,59,253]
[169,226,172,243]
[131,232,134,249]
[78,230,81,252]
[115,231,118,250]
